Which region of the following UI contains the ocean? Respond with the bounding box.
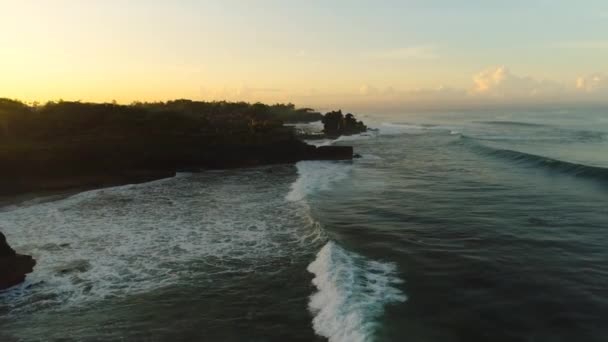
[1,108,607,341]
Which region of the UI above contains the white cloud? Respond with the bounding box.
[200,67,608,112]
[368,46,438,60]
[301,67,606,111]
[576,73,608,92]
[470,66,563,98]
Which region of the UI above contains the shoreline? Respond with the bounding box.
[0,169,177,208]
[1,144,354,200]
[0,99,366,204]
[0,145,355,209]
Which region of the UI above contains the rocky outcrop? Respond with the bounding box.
[322,110,367,137]
[310,146,354,160]
[0,254,36,290]
[0,232,36,290]
[0,138,354,197]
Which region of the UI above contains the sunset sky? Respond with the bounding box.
[1,0,607,111]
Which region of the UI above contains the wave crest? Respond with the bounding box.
[286,161,352,202]
[308,242,406,342]
[460,136,608,181]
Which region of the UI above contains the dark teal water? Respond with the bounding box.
[316,110,608,341]
[1,109,608,341]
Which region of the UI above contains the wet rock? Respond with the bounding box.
[0,254,37,290]
[309,146,354,160]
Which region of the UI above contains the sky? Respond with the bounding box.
[1,0,608,112]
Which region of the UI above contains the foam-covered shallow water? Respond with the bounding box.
[0,166,329,341]
[1,169,322,311]
[286,161,353,202]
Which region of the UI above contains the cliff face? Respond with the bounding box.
[1,136,355,197]
[0,141,353,196]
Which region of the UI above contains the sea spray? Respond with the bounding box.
[307,242,407,342]
[285,161,353,202]
[286,156,407,341]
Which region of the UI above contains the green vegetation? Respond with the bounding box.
[0,98,327,195]
[0,99,322,142]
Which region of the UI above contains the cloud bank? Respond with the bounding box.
[576,73,608,92]
[307,67,608,112]
[200,67,608,112]
[471,66,564,98]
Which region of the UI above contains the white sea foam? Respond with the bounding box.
[360,154,382,160]
[285,142,405,342]
[285,161,352,202]
[307,139,335,147]
[378,122,460,136]
[306,131,374,147]
[308,242,407,342]
[0,168,320,313]
[333,133,375,143]
[376,122,427,135]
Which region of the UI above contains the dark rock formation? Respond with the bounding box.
[0,138,354,197]
[322,110,367,137]
[0,232,16,257]
[311,146,354,160]
[0,232,36,290]
[0,254,36,290]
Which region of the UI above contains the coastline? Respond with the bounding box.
[0,99,363,205]
[0,144,354,208]
[0,170,176,210]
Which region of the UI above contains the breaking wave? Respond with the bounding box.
[286,161,353,202]
[308,242,407,342]
[378,122,459,136]
[476,120,548,127]
[287,153,406,341]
